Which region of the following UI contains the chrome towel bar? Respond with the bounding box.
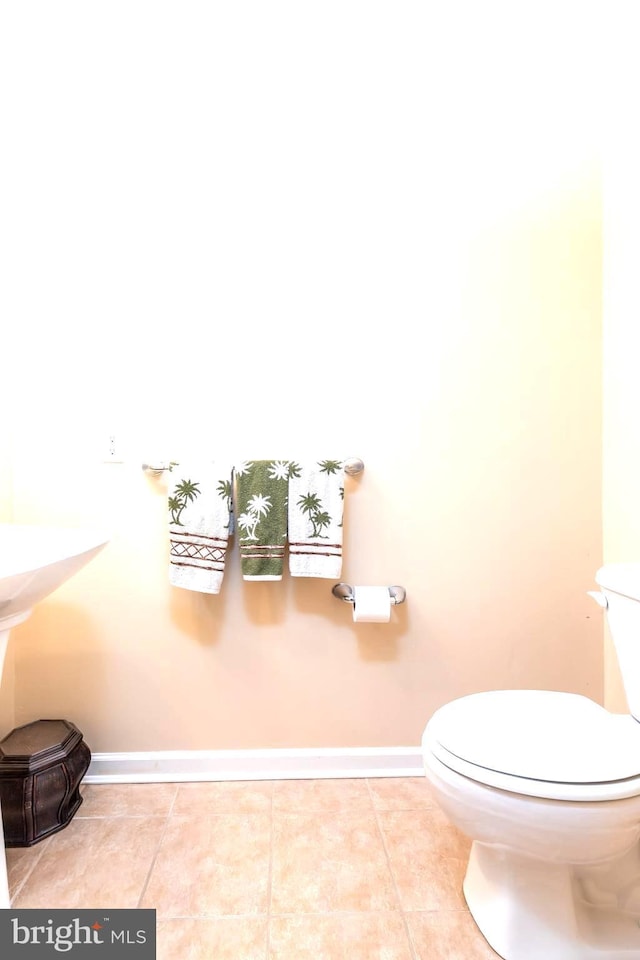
[143,458,365,477]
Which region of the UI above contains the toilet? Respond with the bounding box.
[422,564,640,960]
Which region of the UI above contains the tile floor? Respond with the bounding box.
[6,777,498,959]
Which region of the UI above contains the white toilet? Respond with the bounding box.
[422,564,640,960]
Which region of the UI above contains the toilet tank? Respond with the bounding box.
[595,563,640,721]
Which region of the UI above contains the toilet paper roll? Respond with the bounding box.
[352,586,391,623]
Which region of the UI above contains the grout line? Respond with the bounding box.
[155,912,270,920]
[366,778,420,960]
[136,783,179,909]
[166,782,180,816]
[6,837,52,906]
[135,813,173,910]
[265,779,275,960]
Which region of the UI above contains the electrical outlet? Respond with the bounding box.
[103,432,124,463]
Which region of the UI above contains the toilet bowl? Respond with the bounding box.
[421,564,640,960]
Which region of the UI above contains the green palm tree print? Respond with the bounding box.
[296,461,345,537]
[297,492,332,538]
[217,479,233,529]
[169,479,201,526]
[318,460,342,475]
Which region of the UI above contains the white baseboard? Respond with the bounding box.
[85,746,424,783]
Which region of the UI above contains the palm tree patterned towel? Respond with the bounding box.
[235,460,290,580]
[167,461,234,594]
[288,460,345,578]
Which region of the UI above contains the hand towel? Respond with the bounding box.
[235,460,290,580]
[168,461,233,594]
[288,459,345,578]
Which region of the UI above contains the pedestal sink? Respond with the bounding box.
[0,523,109,907]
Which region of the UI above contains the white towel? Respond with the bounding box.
[168,460,233,594]
[288,459,345,578]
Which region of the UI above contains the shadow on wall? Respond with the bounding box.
[169,587,229,648]
[169,571,407,663]
[10,602,109,733]
[292,577,408,662]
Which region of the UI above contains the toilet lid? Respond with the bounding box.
[430,690,640,785]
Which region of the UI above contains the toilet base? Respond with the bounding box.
[464,841,640,960]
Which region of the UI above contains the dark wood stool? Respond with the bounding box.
[0,719,91,847]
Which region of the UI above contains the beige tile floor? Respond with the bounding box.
[6,777,499,959]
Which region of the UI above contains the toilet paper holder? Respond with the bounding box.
[332,583,407,605]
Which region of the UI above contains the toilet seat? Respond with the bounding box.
[425,689,640,801]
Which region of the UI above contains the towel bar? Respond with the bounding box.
[332,583,406,605]
[141,462,176,476]
[343,458,364,477]
[143,458,365,476]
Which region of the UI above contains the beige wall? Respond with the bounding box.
[0,376,15,734]
[602,65,640,712]
[2,7,602,750]
[0,450,15,735]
